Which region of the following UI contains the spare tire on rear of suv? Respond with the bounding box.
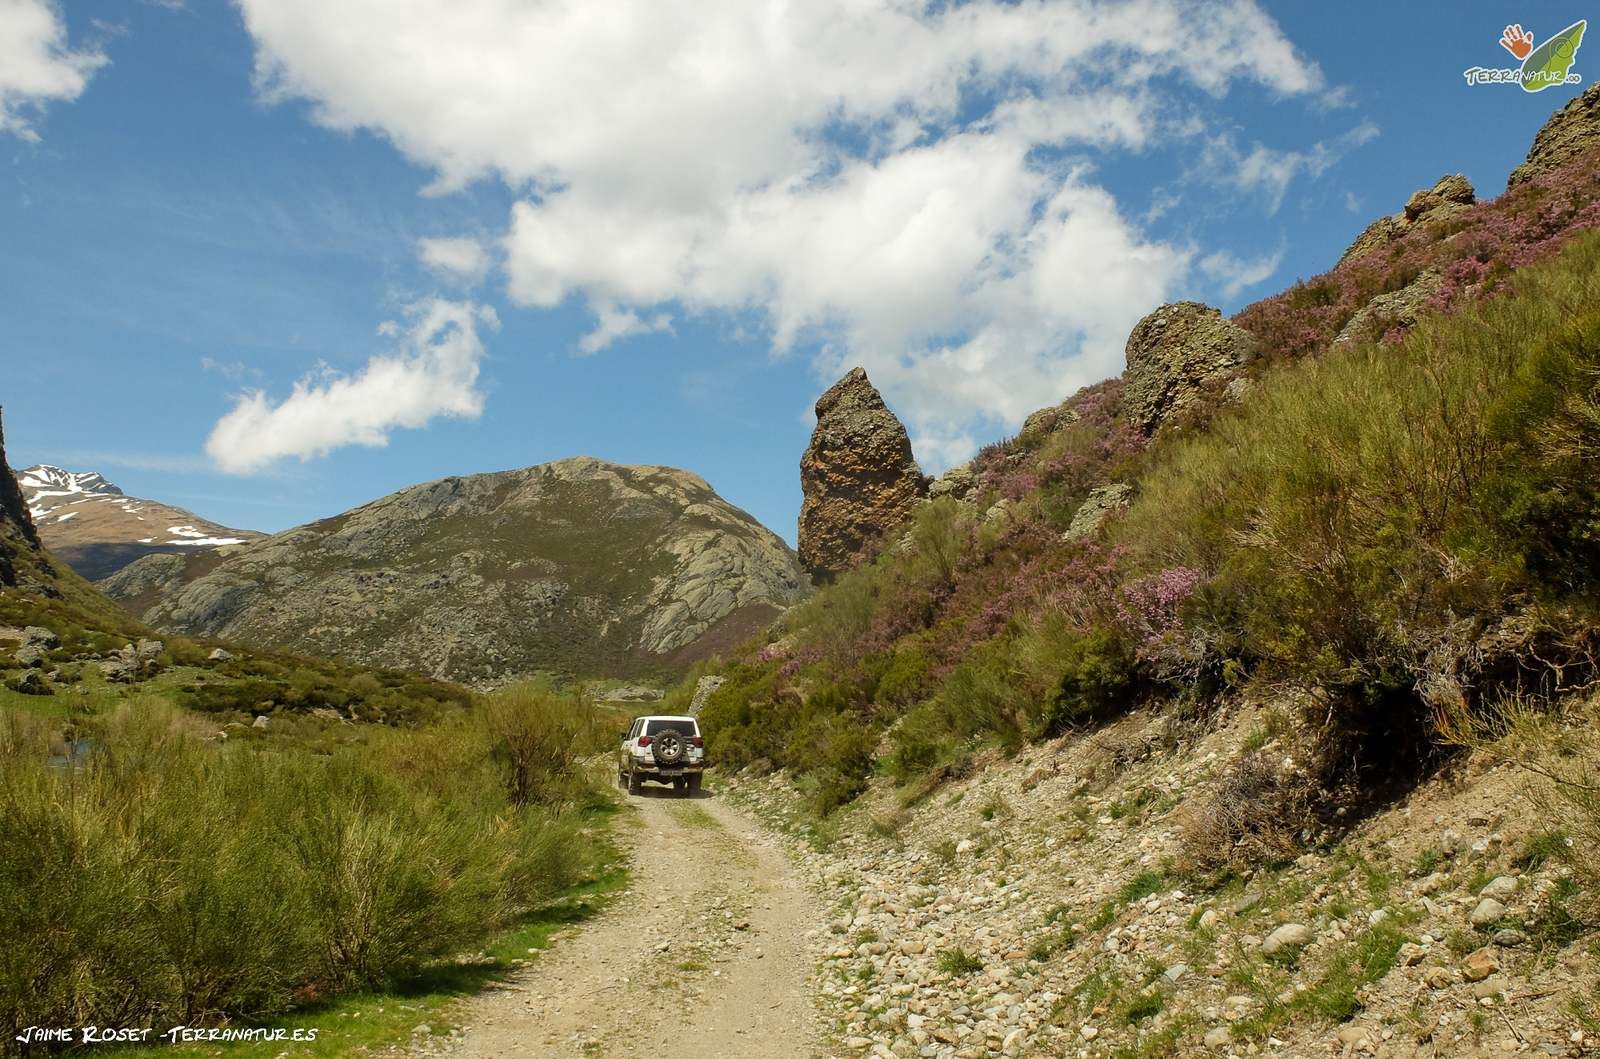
[652,728,687,766]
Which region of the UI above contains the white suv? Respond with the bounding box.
[619,715,706,795]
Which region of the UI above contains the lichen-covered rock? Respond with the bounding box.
[1123,303,1258,434]
[1508,83,1600,187]
[1062,483,1133,542]
[798,368,928,582]
[1332,267,1444,346]
[927,464,977,502]
[1340,174,1476,264]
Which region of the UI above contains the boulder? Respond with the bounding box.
[1509,83,1600,187]
[207,647,235,662]
[1469,898,1506,927]
[1332,268,1444,346]
[1479,876,1518,901]
[1261,922,1312,956]
[927,464,977,502]
[6,670,48,695]
[1339,175,1476,264]
[21,626,59,648]
[1460,948,1499,982]
[798,367,927,581]
[1123,302,1258,434]
[1062,483,1133,542]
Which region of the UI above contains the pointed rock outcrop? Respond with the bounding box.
[1339,174,1476,265]
[1509,83,1600,187]
[798,368,927,582]
[1123,303,1259,435]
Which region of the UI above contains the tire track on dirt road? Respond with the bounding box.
[412,788,826,1059]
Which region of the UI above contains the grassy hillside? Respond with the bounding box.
[692,154,1600,851]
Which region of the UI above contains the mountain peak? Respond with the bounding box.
[18,465,125,499]
[15,462,259,581]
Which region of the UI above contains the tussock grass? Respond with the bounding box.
[0,683,605,1041]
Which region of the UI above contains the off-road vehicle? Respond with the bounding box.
[618,715,706,795]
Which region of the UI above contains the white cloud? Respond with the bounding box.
[206,299,497,474]
[1199,248,1285,300]
[578,305,673,355]
[1203,121,1380,214]
[418,235,490,283]
[236,0,1332,470]
[0,0,107,140]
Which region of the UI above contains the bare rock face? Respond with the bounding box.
[798,368,927,582]
[0,409,38,550]
[0,408,42,588]
[1340,174,1476,265]
[1509,83,1600,187]
[1123,303,1259,435]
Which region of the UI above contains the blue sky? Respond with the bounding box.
[1,1,1590,545]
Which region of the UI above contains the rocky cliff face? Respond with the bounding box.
[1509,82,1600,186]
[797,368,927,582]
[0,409,42,588]
[1122,302,1259,434]
[0,412,39,552]
[102,457,807,683]
[1339,174,1475,265]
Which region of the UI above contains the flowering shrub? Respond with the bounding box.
[1237,147,1600,362]
[1116,567,1202,641]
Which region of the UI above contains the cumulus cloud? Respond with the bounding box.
[0,0,107,139]
[237,0,1334,469]
[418,235,490,283]
[206,299,497,474]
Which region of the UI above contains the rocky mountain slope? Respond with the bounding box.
[17,465,259,580]
[727,696,1594,1059]
[103,456,808,683]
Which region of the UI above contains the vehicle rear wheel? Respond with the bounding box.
[673,777,688,796]
[687,773,703,795]
[618,769,628,790]
[628,767,642,794]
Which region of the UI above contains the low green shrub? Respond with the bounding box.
[0,691,597,1039]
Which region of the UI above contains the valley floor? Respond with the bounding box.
[408,786,825,1059]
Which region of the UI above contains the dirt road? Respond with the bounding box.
[417,787,825,1059]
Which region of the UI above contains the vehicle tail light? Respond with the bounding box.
[638,736,652,747]
[691,736,703,747]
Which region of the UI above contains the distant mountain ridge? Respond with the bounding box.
[16,465,260,581]
[103,456,809,684]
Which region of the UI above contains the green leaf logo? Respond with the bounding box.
[1521,19,1586,93]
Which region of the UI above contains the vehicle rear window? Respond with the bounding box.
[645,719,697,736]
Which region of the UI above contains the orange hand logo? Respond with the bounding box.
[1500,24,1535,60]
